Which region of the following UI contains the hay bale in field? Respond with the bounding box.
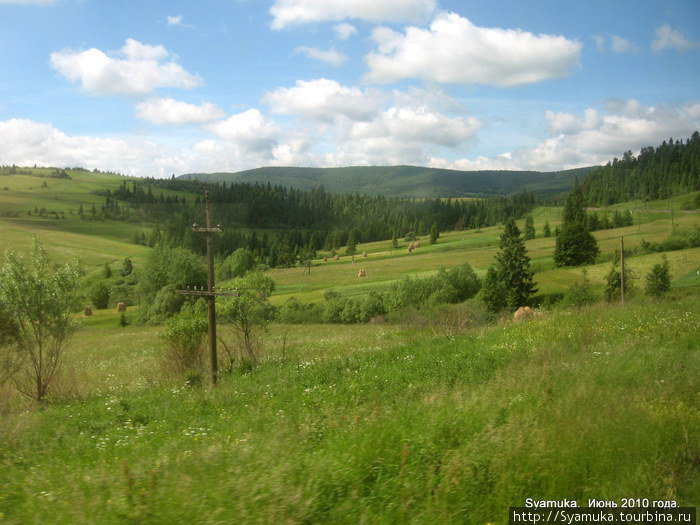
[357,269,366,277]
[513,306,542,322]
[323,256,328,262]
[333,255,339,261]
[116,302,126,312]
[84,306,92,316]
[362,251,368,258]
[414,241,420,248]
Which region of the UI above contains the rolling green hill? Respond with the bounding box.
[179,165,593,198]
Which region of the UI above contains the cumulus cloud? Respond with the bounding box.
[50,38,202,96]
[135,98,225,125]
[295,46,347,66]
[263,78,386,122]
[0,118,170,176]
[270,0,436,29]
[334,23,357,40]
[436,100,700,172]
[207,109,282,153]
[348,106,481,148]
[652,24,697,53]
[364,12,581,87]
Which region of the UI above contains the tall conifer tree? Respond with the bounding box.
[554,184,599,267]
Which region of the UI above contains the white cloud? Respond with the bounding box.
[50,38,202,96]
[349,106,481,148]
[592,34,605,53]
[295,46,347,66]
[364,12,582,87]
[135,98,225,125]
[263,78,385,122]
[652,24,697,53]
[270,0,436,29]
[610,35,637,53]
[167,15,184,26]
[207,109,282,153]
[334,23,357,41]
[438,100,700,172]
[0,118,168,176]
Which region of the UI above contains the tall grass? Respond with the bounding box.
[0,296,697,523]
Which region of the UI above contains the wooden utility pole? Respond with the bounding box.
[179,191,235,389]
[620,236,625,305]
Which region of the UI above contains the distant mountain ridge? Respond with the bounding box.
[178,165,594,198]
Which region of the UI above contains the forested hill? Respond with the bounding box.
[179,165,592,198]
[582,131,700,205]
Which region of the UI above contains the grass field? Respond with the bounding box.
[0,296,697,523]
[1,174,699,523]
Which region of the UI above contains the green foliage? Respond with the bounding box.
[604,265,637,302]
[583,132,700,205]
[345,229,358,257]
[387,264,481,313]
[89,282,110,309]
[524,214,535,240]
[160,301,208,374]
[120,257,133,277]
[102,262,112,279]
[479,266,507,313]
[0,238,83,401]
[543,220,551,237]
[146,285,186,325]
[219,272,276,366]
[490,219,537,311]
[217,248,255,280]
[565,268,597,307]
[555,185,599,267]
[139,245,206,322]
[645,256,671,297]
[429,223,439,245]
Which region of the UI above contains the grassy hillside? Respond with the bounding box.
[266,196,700,305]
[179,165,592,198]
[0,176,698,522]
[0,296,697,523]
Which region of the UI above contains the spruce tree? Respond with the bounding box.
[429,223,439,245]
[554,185,599,266]
[524,215,535,240]
[481,219,537,312]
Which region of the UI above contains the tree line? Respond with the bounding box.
[582,131,700,205]
[103,178,538,268]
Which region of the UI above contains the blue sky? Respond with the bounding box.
[1,0,699,177]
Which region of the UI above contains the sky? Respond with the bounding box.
[1,0,699,178]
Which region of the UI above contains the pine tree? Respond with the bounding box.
[543,221,551,237]
[554,185,599,266]
[524,215,535,240]
[481,219,537,312]
[429,223,439,245]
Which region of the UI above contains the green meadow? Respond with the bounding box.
[0,172,699,523]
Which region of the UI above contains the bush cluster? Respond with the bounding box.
[279,263,480,324]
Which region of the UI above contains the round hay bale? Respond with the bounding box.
[116,301,126,312]
[84,306,93,316]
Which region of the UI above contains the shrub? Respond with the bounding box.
[90,282,110,309]
[604,265,637,302]
[145,284,185,325]
[0,238,83,401]
[565,269,597,307]
[160,301,207,374]
[645,256,671,298]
